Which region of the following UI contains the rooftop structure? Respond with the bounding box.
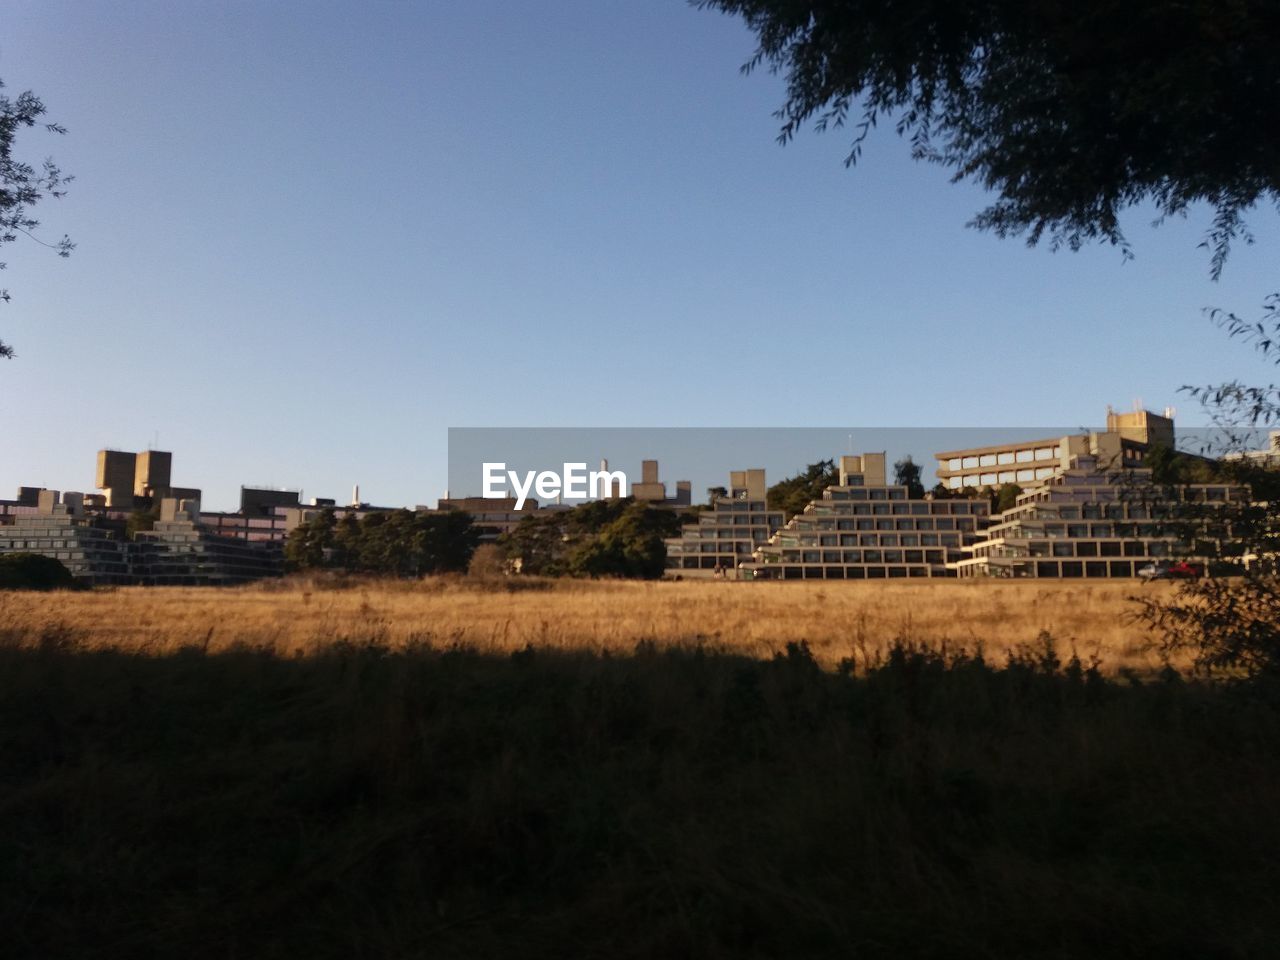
[93,448,199,510]
[630,459,693,508]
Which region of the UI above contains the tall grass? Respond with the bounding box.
[1,628,1277,958]
[0,577,1183,672]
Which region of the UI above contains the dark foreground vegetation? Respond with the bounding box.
[2,633,1278,959]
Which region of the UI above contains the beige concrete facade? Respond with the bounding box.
[665,469,783,578]
[954,454,1250,578]
[742,453,988,580]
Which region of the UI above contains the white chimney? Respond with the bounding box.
[351,484,360,507]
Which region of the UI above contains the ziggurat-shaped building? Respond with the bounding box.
[664,469,785,576]
[954,455,1251,578]
[740,455,988,580]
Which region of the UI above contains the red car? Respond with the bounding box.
[1139,560,1204,581]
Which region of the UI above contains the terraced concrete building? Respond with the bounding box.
[130,499,281,586]
[0,491,131,585]
[664,469,784,577]
[954,455,1251,578]
[0,493,281,586]
[741,455,989,580]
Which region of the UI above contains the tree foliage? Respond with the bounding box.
[1,78,74,359]
[0,552,78,590]
[768,459,837,517]
[697,0,1280,275]
[285,508,479,577]
[993,482,1023,514]
[893,456,925,499]
[501,498,690,579]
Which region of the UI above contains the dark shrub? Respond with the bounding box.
[0,553,78,590]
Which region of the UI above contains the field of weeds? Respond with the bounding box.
[0,577,1183,672]
[4,578,1276,958]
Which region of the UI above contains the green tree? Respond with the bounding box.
[893,456,925,499]
[2,79,74,359]
[501,498,689,579]
[569,502,686,579]
[768,459,837,518]
[993,483,1023,514]
[0,552,78,590]
[284,508,336,571]
[696,0,1279,275]
[125,507,159,539]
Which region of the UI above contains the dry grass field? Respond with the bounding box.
[0,576,1181,672]
[5,576,1279,957]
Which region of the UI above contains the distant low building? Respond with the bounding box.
[630,459,692,508]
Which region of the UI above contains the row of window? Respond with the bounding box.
[947,466,1057,488]
[945,446,1059,471]
[792,517,977,533]
[776,532,964,548]
[772,549,950,565]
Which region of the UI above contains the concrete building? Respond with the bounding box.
[1223,430,1280,469]
[630,459,693,508]
[436,496,542,541]
[934,405,1176,492]
[0,490,133,585]
[131,498,281,586]
[133,450,172,499]
[741,454,989,580]
[95,450,137,508]
[94,448,199,509]
[240,486,302,518]
[954,454,1251,578]
[664,469,784,577]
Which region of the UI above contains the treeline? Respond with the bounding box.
[500,498,691,579]
[285,509,479,576]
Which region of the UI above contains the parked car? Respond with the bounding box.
[1139,560,1203,581]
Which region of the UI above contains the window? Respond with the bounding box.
[1016,449,1034,463]
[997,452,1014,465]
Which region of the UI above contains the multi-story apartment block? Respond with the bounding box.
[954,455,1251,578]
[665,469,784,577]
[741,454,989,580]
[934,405,1176,492]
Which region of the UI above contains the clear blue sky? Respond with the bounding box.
[2,0,1277,510]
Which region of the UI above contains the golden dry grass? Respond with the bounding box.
[0,577,1183,672]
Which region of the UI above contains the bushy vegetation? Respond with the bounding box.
[501,497,691,579]
[285,508,479,576]
[768,459,838,517]
[0,552,77,590]
[1,633,1277,958]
